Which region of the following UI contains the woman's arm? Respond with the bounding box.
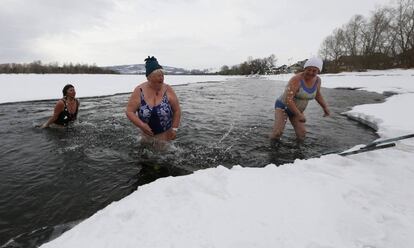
[125,86,154,136]
[315,79,330,116]
[284,78,306,122]
[167,85,181,139]
[41,100,64,128]
[168,85,181,128]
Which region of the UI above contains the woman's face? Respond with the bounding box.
[66,87,76,98]
[304,66,319,80]
[149,69,164,84]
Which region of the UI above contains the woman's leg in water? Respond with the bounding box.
[289,114,306,142]
[270,108,288,140]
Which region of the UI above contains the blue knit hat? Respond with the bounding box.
[145,56,163,77]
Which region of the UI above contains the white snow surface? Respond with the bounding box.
[0,74,237,104]
[6,69,413,248]
[267,69,414,94]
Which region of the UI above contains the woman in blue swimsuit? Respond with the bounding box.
[270,57,330,141]
[126,56,181,142]
[41,84,79,128]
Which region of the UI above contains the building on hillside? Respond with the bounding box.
[271,65,288,74]
[287,59,306,73]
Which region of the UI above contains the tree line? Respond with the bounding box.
[0,61,118,74]
[218,55,277,75]
[319,0,414,72]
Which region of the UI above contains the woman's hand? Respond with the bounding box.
[139,123,154,136]
[168,129,177,140]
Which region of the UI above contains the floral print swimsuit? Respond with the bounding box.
[137,88,172,134]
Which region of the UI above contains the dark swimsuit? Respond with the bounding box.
[137,88,173,135]
[54,99,79,126]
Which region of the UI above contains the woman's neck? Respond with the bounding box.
[148,81,163,93]
[302,74,316,83]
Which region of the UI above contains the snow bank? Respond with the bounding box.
[41,150,414,248]
[345,93,414,139]
[39,153,414,248]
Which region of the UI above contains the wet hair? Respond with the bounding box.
[62,84,74,96]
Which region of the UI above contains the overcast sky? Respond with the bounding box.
[0,0,392,69]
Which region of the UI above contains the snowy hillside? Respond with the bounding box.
[103,64,191,75]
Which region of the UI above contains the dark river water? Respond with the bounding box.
[0,78,384,247]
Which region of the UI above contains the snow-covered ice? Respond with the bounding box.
[2,70,413,248]
[267,69,414,94]
[0,74,237,104]
[40,153,414,248]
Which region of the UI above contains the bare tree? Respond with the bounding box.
[320,0,414,71]
[392,0,414,66]
[362,7,392,55]
[343,15,366,56]
[319,28,346,61]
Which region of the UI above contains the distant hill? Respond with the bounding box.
[103,64,191,75]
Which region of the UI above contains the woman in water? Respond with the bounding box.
[126,56,181,142]
[41,84,79,128]
[270,57,330,141]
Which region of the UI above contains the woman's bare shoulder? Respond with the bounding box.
[164,83,173,90]
[56,99,65,106]
[134,82,147,92]
[288,74,302,86]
